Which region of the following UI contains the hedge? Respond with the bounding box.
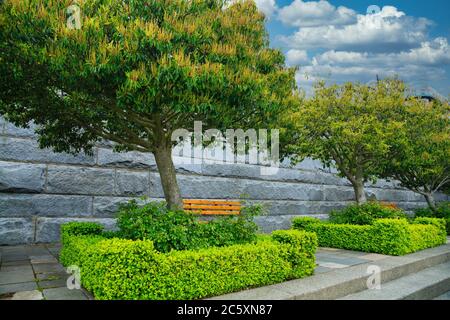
[292,217,447,256]
[60,223,317,300]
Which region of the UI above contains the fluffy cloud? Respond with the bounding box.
[285,49,309,65]
[275,1,449,96]
[312,39,450,67]
[254,0,278,18]
[281,6,432,52]
[278,0,356,27]
[295,38,450,95]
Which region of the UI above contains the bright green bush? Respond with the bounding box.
[329,202,406,225]
[293,217,377,252]
[272,230,318,278]
[413,217,448,240]
[414,202,450,235]
[290,216,320,229]
[60,223,105,267]
[371,219,411,255]
[116,200,262,253]
[292,216,446,255]
[60,222,317,300]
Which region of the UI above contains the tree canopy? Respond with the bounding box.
[282,80,407,204]
[0,0,297,209]
[382,97,450,210]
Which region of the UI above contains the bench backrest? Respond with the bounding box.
[183,199,241,215]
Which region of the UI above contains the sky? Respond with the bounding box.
[252,0,450,97]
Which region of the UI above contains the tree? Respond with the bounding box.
[282,80,407,204]
[0,0,296,209]
[382,97,450,211]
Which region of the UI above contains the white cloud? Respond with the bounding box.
[296,39,450,95]
[278,0,357,27]
[396,38,450,66]
[281,5,432,52]
[312,38,450,68]
[285,49,309,65]
[275,2,449,96]
[254,0,278,18]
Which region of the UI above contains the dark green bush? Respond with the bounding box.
[59,223,317,300]
[116,200,263,253]
[292,216,446,255]
[290,216,320,229]
[414,202,450,235]
[61,222,104,237]
[329,202,407,225]
[116,201,197,252]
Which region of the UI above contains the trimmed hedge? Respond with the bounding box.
[414,202,450,235]
[292,217,447,256]
[60,223,317,300]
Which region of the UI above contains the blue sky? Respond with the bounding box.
[253,0,450,97]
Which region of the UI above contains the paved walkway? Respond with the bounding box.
[0,244,437,300]
[314,247,388,273]
[0,244,91,300]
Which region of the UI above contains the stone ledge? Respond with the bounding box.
[34,217,117,243]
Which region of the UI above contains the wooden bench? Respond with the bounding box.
[183,199,241,215]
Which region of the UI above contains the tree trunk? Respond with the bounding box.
[424,193,437,213]
[352,178,367,204]
[153,144,183,210]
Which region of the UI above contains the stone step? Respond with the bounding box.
[208,243,450,300]
[339,261,450,300]
[433,291,450,300]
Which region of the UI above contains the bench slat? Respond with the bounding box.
[183,199,241,206]
[184,205,241,210]
[185,210,240,215]
[183,199,241,215]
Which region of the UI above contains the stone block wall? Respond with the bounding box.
[1,117,448,244]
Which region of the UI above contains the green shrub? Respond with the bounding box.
[413,217,447,239]
[59,222,317,300]
[272,230,318,278]
[414,202,450,235]
[298,222,376,253]
[408,224,444,253]
[61,222,104,238]
[371,219,410,255]
[329,202,406,225]
[291,216,321,230]
[116,201,196,252]
[292,217,446,255]
[116,200,262,253]
[59,223,105,267]
[59,234,104,268]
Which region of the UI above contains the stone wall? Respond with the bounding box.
[1,117,448,244]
